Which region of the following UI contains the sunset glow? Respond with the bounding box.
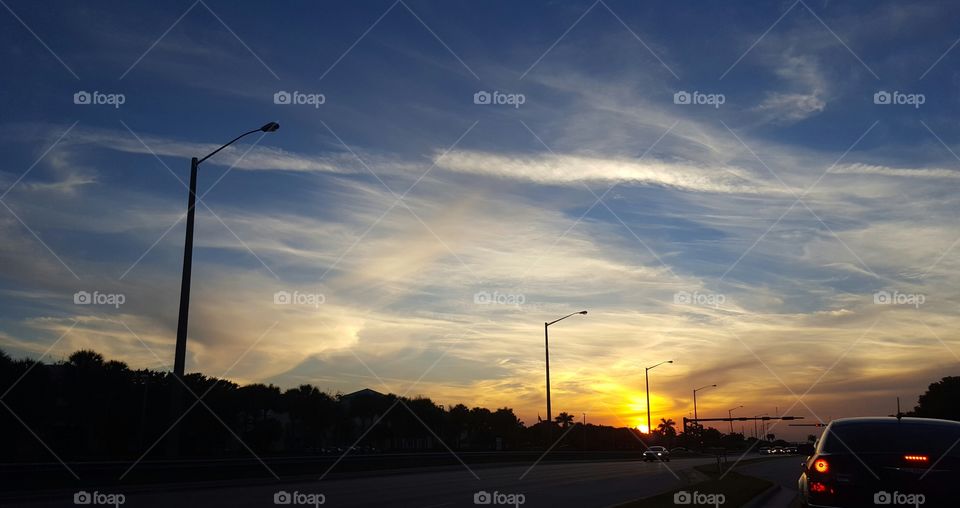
[1,1,958,447]
[5,2,960,506]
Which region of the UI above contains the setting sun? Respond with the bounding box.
[636,424,650,434]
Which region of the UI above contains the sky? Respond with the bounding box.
[2,0,960,440]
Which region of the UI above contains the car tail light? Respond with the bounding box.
[904,454,929,463]
[809,481,835,494]
[813,458,829,473]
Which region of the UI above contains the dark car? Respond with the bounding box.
[798,417,960,508]
[643,446,670,462]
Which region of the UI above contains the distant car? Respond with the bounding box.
[670,447,689,454]
[759,447,772,455]
[643,446,670,462]
[772,446,786,454]
[798,417,960,508]
[786,446,798,454]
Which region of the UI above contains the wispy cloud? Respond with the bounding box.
[435,150,779,194]
[833,163,960,179]
[63,126,359,173]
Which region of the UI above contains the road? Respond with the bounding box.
[7,457,725,508]
[736,456,802,507]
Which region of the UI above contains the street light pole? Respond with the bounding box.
[169,122,279,456]
[692,384,717,423]
[173,122,279,380]
[727,405,743,434]
[544,310,587,443]
[645,368,649,433]
[544,322,550,427]
[752,413,767,440]
[172,156,199,377]
[583,412,587,450]
[645,360,673,434]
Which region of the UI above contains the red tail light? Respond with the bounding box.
[809,481,835,494]
[813,458,829,473]
[904,454,929,463]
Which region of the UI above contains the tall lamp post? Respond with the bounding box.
[544,310,587,440]
[173,122,280,378]
[169,122,279,455]
[727,405,743,434]
[645,360,673,435]
[692,384,717,423]
[583,413,587,450]
[752,413,768,440]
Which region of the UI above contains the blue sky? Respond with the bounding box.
[2,0,960,437]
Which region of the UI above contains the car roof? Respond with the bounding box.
[828,416,960,428]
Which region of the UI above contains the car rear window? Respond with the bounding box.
[822,421,960,456]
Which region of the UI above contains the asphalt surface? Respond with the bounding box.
[6,457,724,508]
[736,456,803,507]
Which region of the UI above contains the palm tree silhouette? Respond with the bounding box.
[657,418,676,437]
[555,412,574,428]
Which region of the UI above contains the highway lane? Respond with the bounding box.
[7,457,726,508]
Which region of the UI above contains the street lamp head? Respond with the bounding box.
[260,122,280,132]
[578,310,588,315]
[667,360,674,363]
[711,384,718,387]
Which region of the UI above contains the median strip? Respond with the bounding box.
[613,463,774,508]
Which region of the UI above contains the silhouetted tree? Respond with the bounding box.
[555,412,574,428]
[657,418,677,438]
[10,346,861,461]
[446,403,470,448]
[68,349,105,369]
[910,376,960,421]
[284,385,336,451]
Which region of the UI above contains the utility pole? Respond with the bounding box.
[583,413,587,450]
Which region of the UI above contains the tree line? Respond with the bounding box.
[1,348,955,461]
[0,349,651,460]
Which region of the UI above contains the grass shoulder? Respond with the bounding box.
[614,460,776,508]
